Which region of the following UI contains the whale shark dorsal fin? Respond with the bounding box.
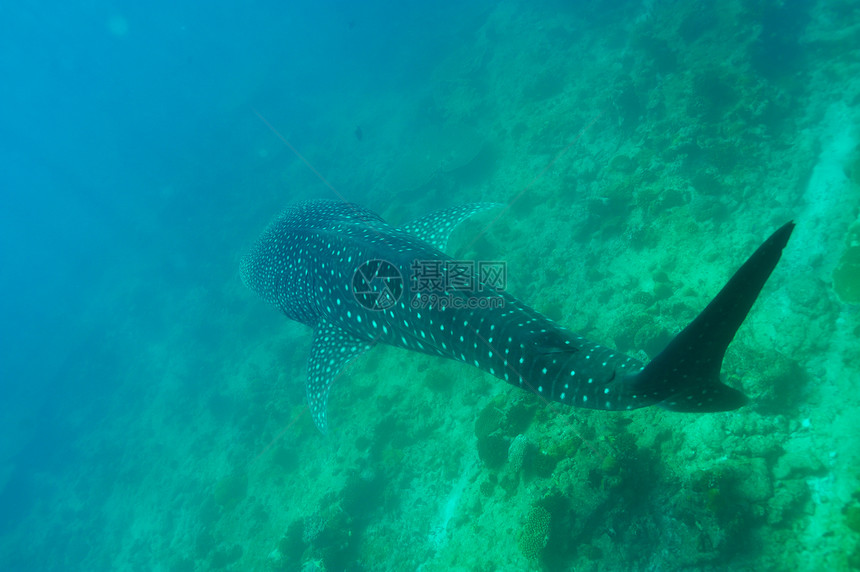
[306,319,373,434]
[400,203,502,252]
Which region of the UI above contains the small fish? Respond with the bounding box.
[241,200,794,432]
[355,127,363,141]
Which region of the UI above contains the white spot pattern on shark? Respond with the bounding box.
[241,200,794,433]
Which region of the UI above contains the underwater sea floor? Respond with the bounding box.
[3,1,860,570]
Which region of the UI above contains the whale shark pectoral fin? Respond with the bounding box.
[628,221,795,412]
[306,319,373,434]
[400,202,503,252]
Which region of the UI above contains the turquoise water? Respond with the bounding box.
[1,1,859,570]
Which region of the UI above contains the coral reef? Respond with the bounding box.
[518,505,551,560]
[833,223,860,304]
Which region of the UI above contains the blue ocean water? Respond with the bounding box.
[1,1,859,570]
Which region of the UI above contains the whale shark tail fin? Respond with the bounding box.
[629,221,795,412]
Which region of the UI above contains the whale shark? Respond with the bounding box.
[241,200,794,433]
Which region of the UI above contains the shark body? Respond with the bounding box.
[241,200,794,432]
